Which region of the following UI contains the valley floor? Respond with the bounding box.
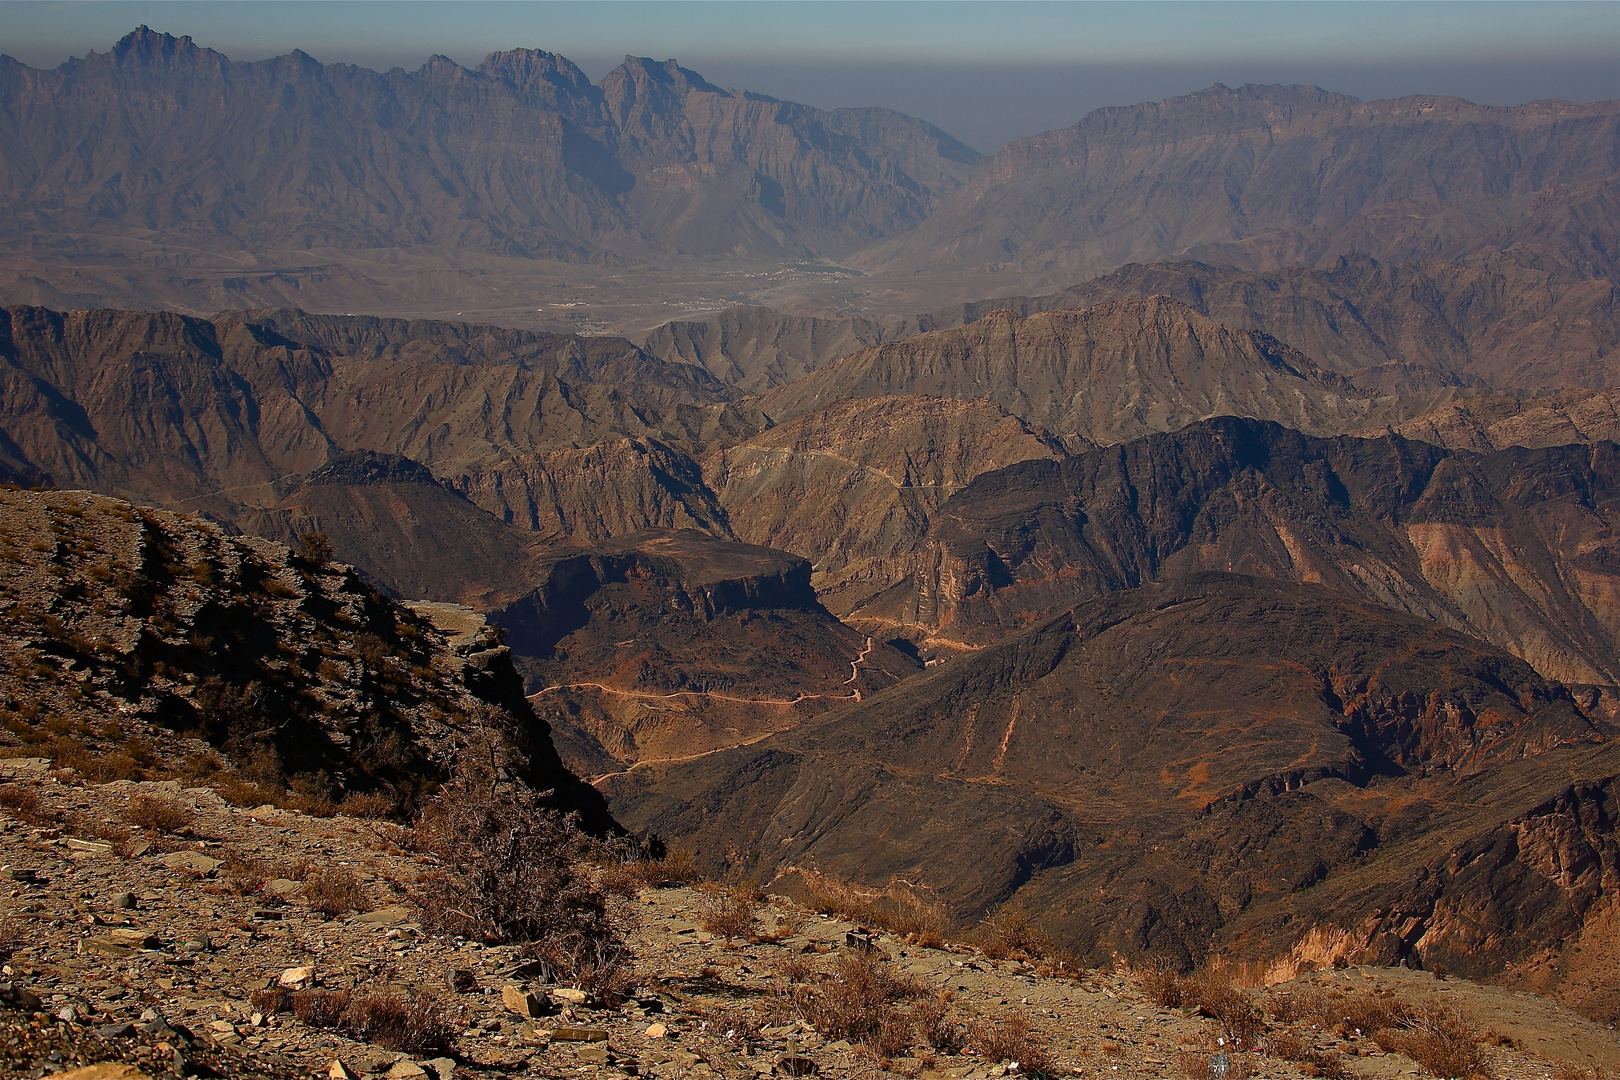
[0,762,1616,1080]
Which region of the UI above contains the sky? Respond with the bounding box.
[5,2,1620,152]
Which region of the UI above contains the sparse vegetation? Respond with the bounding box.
[124,793,193,834]
[695,880,758,943]
[1377,999,1490,1079]
[301,865,367,918]
[798,868,952,946]
[412,730,628,994]
[793,951,925,1046]
[969,1010,1058,1077]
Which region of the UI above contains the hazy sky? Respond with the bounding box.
[7,2,1620,152]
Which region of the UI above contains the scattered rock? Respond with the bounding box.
[644,1022,668,1038]
[327,1060,358,1080]
[277,965,315,989]
[0,982,44,1011]
[385,1061,428,1079]
[550,987,588,1005]
[111,891,136,910]
[350,905,410,926]
[550,1026,609,1042]
[160,851,223,875]
[445,968,477,994]
[502,985,548,1019]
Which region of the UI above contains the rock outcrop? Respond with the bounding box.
[856,417,1620,690]
[0,486,606,825]
[752,298,1413,446]
[492,530,920,776]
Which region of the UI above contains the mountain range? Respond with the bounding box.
[5,27,1620,1026]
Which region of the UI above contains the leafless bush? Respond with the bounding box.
[798,869,952,945]
[1138,966,1263,1049]
[704,1004,764,1046]
[339,992,457,1054]
[249,987,293,1015]
[696,881,758,943]
[411,731,627,994]
[0,784,49,824]
[976,907,1050,961]
[795,952,925,1042]
[1377,999,1489,1079]
[338,790,395,820]
[970,1011,1058,1077]
[291,989,351,1028]
[1267,1031,1352,1079]
[124,794,193,834]
[865,1010,914,1059]
[302,866,366,918]
[912,994,964,1053]
[769,953,820,983]
[1178,1049,1257,1080]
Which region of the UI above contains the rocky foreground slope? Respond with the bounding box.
[4,765,1617,1080]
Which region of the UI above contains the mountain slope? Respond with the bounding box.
[0,485,606,824]
[855,84,1620,281]
[602,574,1619,1009]
[0,28,977,264]
[856,418,1620,691]
[752,297,1409,445]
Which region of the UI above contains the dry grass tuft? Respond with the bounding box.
[1376,999,1490,1079]
[302,865,367,918]
[0,784,50,824]
[799,869,951,946]
[911,994,964,1053]
[976,907,1050,961]
[969,1011,1058,1077]
[695,881,758,943]
[795,951,925,1043]
[285,989,456,1053]
[124,794,193,834]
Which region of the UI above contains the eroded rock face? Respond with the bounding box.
[860,417,1620,690]
[455,439,732,541]
[491,530,919,775]
[0,29,977,264]
[602,574,1620,1004]
[752,298,1403,447]
[704,396,1066,618]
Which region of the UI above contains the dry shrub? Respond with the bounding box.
[970,1011,1058,1077]
[1263,985,1334,1025]
[704,1004,764,1045]
[249,987,293,1015]
[1377,999,1489,1079]
[696,881,758,943]
[618,846,703,888]
[1267,1031,1352,1079]
[799,869,951,944]
[338,790,395,820]
[291,989,351,1028]
[1328,989,1415,1038]
[796,952,924,1042]
[1138,966,1263,1050]
[125,794,193,834]
[411,731,627,994]
[865,1010,915,1059]
[302,866,366,918]
[769,953,819,984]
[0,784,49,824]
[339,992,457,1054]
[912,994,965,1053]
[976,908,1049,961]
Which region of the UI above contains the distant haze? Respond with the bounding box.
[5,1,1620,151]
